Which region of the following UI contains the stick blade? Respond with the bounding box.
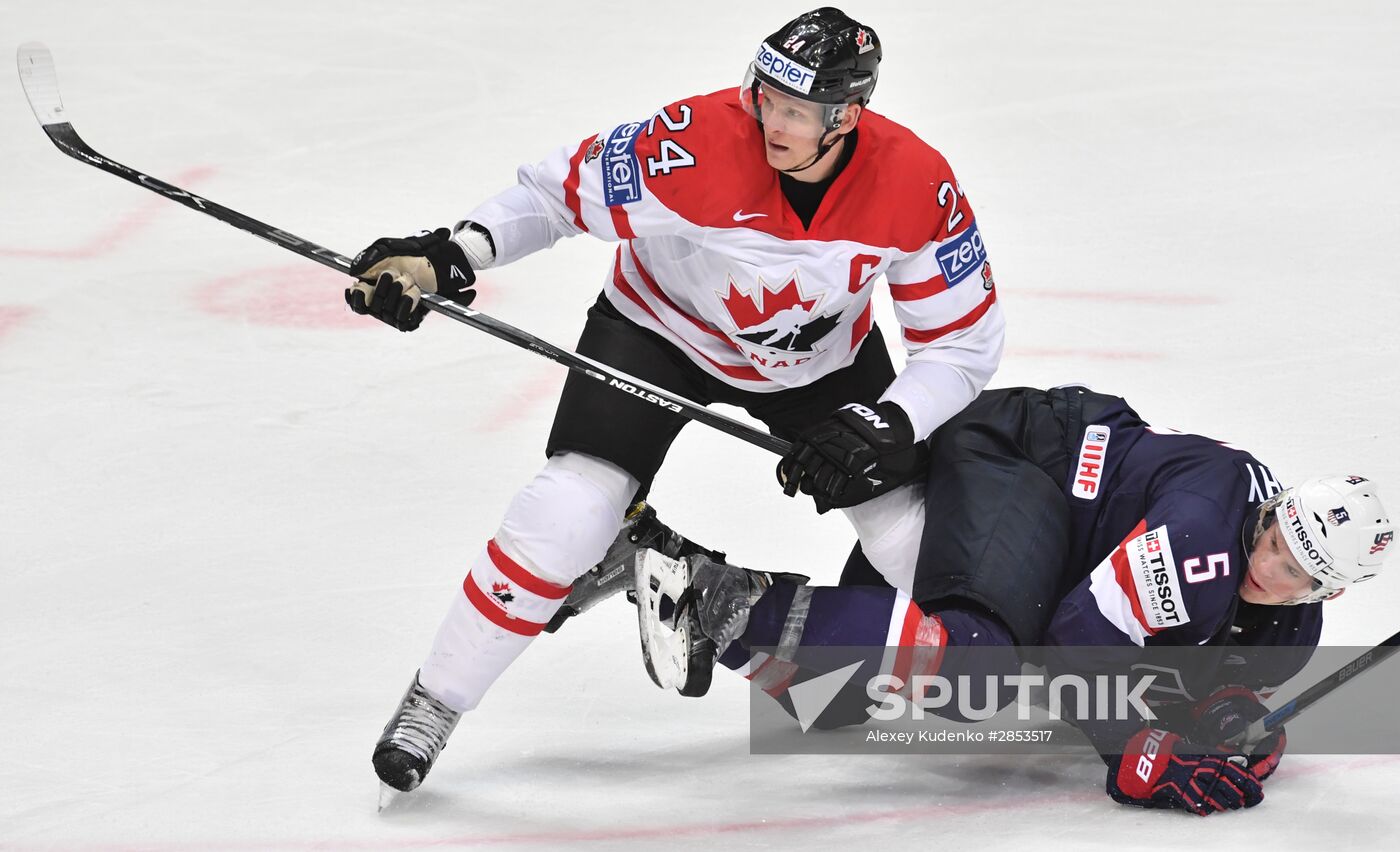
[377,782,400,812]
[17,42,67,126]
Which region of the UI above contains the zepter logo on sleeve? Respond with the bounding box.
[600,120,645,208]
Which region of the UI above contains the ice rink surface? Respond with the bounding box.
[3,1,1400,848]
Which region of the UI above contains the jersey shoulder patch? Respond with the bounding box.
[1089,520,1190,644]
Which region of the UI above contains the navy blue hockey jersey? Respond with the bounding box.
[1045,397,1322,666]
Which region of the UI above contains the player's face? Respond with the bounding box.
[1242,523,1321,604]
[759,88,829,170]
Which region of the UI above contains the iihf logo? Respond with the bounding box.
[491,582,515,604]
[719,272,839,357]
[1327,506,1351,526]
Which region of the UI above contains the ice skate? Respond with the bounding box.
[545,501,725,633]
[372,672,461,795]
[634,550,806,697]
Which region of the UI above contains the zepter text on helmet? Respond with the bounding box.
[754,43,817,95]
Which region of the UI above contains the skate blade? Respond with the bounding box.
[634,549,692,691]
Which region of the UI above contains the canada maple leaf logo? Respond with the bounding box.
[719,272,842,354]
[719,273,816,331]
[491,581,515,604]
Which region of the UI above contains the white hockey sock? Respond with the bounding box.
[419,538,572,712]
[417,452,639,712]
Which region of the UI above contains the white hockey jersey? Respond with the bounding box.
[462,88,1004,439]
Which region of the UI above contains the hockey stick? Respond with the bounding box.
[16,42,791,458]
[1230,630,1400,749]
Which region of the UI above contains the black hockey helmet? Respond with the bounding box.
[746,7,881,108]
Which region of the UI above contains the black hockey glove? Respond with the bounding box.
[1106,728,1265,816]
[1188,686,1286,782]
[346,227,476,331]
[776,401,927,513]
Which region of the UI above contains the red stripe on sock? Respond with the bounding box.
[892,603,946,693]
[486,539,573,600]
[748,656,799,697]
[890,600,922,690]
[463,573,549,637]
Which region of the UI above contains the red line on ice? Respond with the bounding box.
[0,306,36,344]
[479,366,564,432]
[0,166,216,260]
[194,264,383,330]
[28,755,1400,850]
[31,791,1097,851]
[1010,346,1166,361]
[1016,288,1223,306]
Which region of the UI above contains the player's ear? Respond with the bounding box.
[836,103,862,134]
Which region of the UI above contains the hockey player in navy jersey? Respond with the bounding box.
[345,8,1006,795]
[627,385,1394,816]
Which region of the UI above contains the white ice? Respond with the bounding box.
[3,1,1400,849]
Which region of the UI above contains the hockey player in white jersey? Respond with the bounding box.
[346,7,1006,794]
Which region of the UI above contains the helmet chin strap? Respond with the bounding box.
[780,128,843,175]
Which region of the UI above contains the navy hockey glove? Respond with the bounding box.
[1107,728,1264,816]
[346,227,477,331]
[1189,685,1286,782]
[777,401,926,512]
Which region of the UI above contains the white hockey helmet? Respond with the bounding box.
[1256,475,1394,604]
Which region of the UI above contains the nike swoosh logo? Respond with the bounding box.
[733,211,767,221]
